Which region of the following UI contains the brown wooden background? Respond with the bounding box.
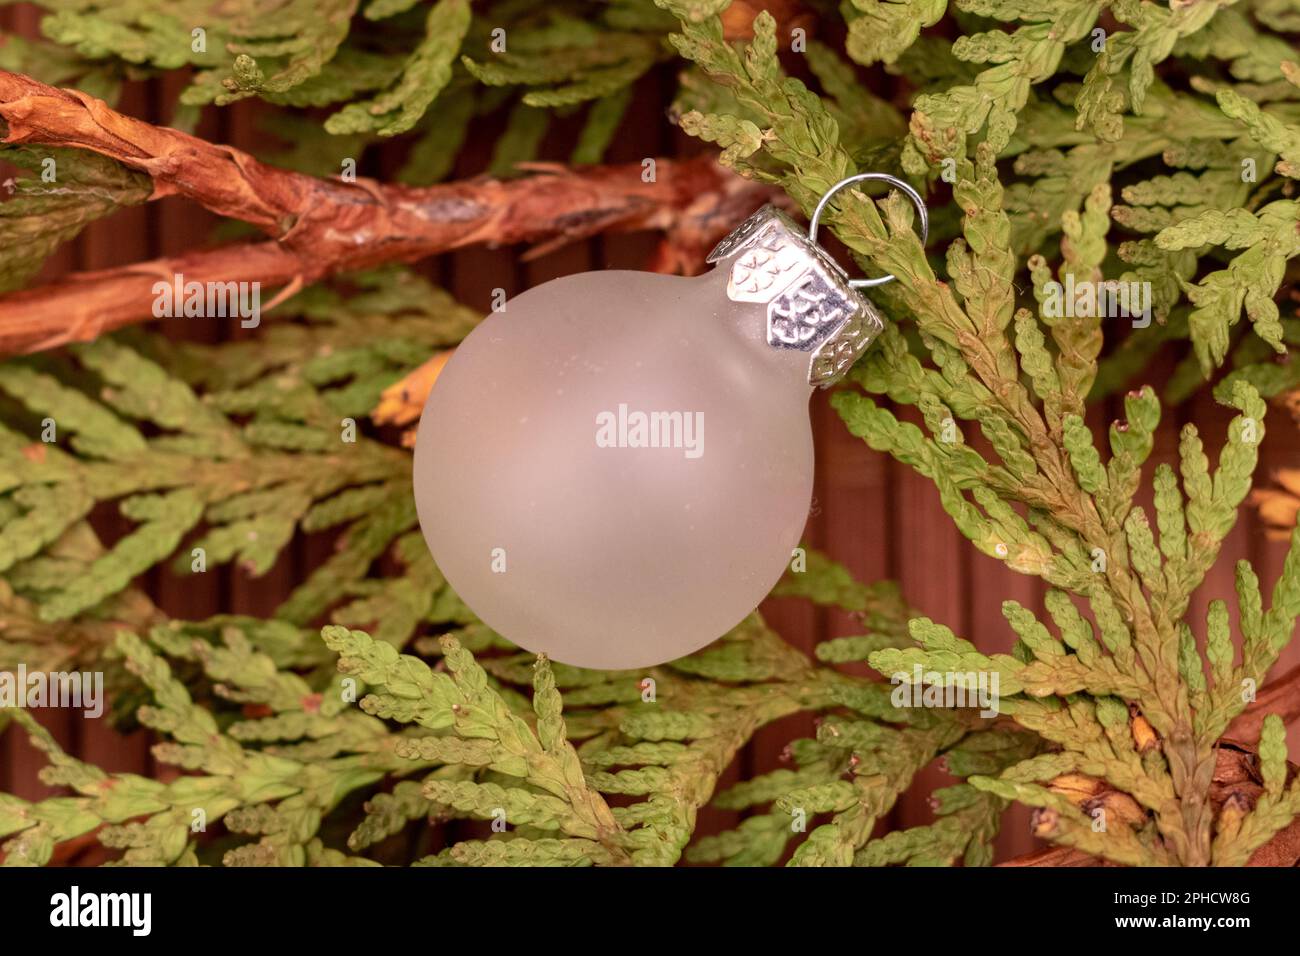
[3,4,1298,865]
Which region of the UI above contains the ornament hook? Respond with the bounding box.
[806,173,929,289]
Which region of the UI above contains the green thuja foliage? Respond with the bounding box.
[3,0,1300,867]
[659,0,1300,865]
[665,0,1300,399]
[0,271,476,637]
[3,0,674,169]
[0,147,151,293]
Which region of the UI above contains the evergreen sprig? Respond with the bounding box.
[0,271,475,638]
[0,146,152,293]
[9,0,680,174]
[3,0,1300,868]
[660,0,1300,866]
[3,546,1009,867]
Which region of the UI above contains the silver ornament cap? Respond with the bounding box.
[707,204,884,388]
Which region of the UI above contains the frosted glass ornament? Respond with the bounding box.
[413,205,885,669]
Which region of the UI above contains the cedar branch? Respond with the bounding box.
[1230,662,1300,743]
[0,68,776,353]
[999,742,1300,866]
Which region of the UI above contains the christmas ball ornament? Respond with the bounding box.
[413,175,927,669]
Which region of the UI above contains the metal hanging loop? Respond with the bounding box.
[807,173,929,289]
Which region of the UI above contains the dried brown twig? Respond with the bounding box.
[0,68,776,353]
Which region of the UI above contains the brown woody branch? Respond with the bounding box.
[0,68,777,353]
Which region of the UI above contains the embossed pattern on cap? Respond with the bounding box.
[708,205,884,387]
